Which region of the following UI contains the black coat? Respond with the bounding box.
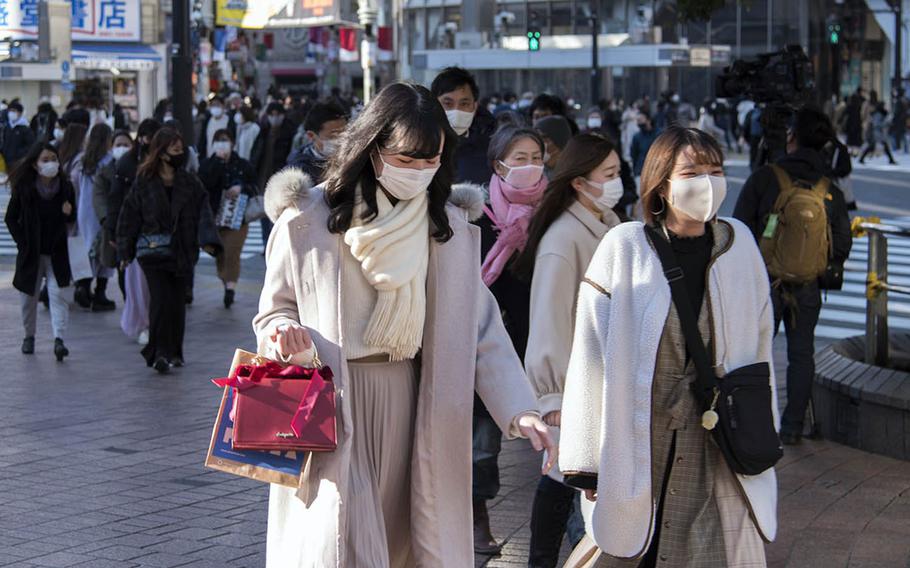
[105,148,141,235]
[256,118,296,180]
[5,178,77,295]
[454,108,495,185]
[198,152,259,215]
[116,170,223,277]
[733,148,853,267]
[1,124,36,168]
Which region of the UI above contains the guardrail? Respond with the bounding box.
[852,217,910,366]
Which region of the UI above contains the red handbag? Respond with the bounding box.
[212,352,337,452]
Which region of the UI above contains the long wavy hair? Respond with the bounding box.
[137,127,184,180]
[82,123,113,174]
[57,122,88,176]
[513,133,617,280]
[322,82,458,242]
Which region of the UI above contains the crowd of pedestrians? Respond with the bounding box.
[2,67,857,567]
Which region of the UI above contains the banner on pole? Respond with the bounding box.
[216,0,356,29]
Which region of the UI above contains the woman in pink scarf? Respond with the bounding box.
[471,125,547,554]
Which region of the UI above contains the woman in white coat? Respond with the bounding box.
[559,126,778,567]
[254,82,557,568]
[514,133,624,567]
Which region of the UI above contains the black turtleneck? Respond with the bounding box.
[668,226,714,315]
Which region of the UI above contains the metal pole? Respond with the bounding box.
[767,0,773,51]
[359,2,378,104]
[896,0,903,91]
[591,12,599,106]
[736,0,742,58]
[171,0,195,146]
[866,231,890,365]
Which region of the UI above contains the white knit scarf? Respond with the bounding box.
[344,187,429,361]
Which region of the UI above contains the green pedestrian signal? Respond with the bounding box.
[528,29,541,51]
[828,23,841,45]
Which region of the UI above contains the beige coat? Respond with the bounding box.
[525,200,620,417]
[254,169,540,568]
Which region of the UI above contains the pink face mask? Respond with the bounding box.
[498,161,544,189]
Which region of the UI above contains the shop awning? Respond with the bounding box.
[72,43,162,71]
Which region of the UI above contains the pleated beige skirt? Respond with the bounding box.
[345,359,418,568]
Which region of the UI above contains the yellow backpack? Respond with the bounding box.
[759,165,831,284]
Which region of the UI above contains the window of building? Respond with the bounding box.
[575,0,594,35]
[409,10,427,51]
[528,2,549,35]
[551,1,573,35]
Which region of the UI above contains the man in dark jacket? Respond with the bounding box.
[286,100,348,184]
[630,110,658,177]
[2,102,36,168]
[431,66,497,185]
[256,102,297,246]
[733,106,852,446]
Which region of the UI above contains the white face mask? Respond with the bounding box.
[320,138,338,157]
[499,161,545,189]
[212,141,232,156]
[163,113,174,123]
[53,128,65,141]
[236,116,246,126]
[587,117,603,129]
[375,154,440,201]
[192,107,199,118]
[668,174,727,222]
[210,106,224,118]
[269,115,283,127]
[7,111,19,123]
[38,161,59,178]
[583,177,624,212]
[445,109,475,136]
[111,146,130,160]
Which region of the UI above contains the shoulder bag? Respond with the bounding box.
[645,224,783,476]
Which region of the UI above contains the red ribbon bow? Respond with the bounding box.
[212,361,331,438]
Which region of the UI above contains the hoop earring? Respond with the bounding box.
[651,195,666,216]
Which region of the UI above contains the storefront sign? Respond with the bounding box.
[0,0,140,41]
[216,0,354,29]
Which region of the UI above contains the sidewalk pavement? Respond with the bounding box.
[1,258,909,568]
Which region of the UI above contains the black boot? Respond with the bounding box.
[473,498,501,555]
[223,288,235,309]
[153,357,171,374]
[73,279,93,309]
[91,278,116,311]
[22,336,35,355]
[54,338,69,362]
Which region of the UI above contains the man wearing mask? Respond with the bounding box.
[286,100,348,184]
[431,66,497,184]
[630,110,659,180]
[535,115,572,178]
[198,96,234,157]
[256,102,297,245]
[2,102,36,168]
[733,106,852,446]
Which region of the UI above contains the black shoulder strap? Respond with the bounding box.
[643,225,716,404]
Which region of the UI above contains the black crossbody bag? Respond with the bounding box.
[645,225,783,476]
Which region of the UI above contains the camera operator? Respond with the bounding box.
[733,106,852,446]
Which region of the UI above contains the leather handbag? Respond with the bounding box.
[136,233,174,260]
[645,225,783,476]
[212,350,336,452]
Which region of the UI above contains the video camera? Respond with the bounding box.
[715,45,815,105]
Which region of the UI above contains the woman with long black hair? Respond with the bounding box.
[5,143,75,361]
[514,133,624,567]
[116,128,221,374]
[255,82,556,567]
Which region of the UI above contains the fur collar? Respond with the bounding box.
[264,167,486,223]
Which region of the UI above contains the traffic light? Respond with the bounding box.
[527,27,541,51]
[828,22,841,45]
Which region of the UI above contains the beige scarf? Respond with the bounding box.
[344,188,429,361]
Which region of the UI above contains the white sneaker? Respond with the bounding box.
[137,330,149,346]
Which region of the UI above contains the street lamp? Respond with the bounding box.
[358,1,378,104]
